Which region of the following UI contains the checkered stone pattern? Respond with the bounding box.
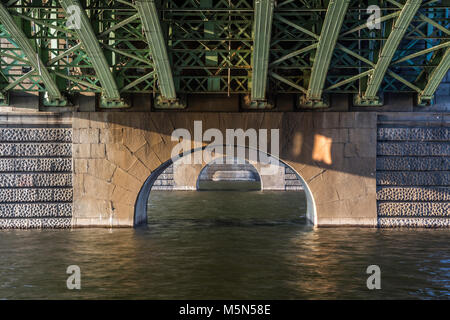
[376,120,450,228]
[0,124,73,229]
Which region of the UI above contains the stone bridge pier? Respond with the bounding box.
[72,111,378,227]
[1,110,448,229]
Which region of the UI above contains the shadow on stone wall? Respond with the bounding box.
[71,112,377,227]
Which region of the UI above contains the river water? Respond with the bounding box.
[0,190,449,299]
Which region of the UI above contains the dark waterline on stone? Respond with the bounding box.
[0,190,449,299]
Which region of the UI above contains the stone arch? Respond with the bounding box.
[134,145,317,227]
[196,156,262,191]
[72,112,377,228]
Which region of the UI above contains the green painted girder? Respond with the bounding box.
[302,0,350,107]
[136,0,178,107]
[358,0,422,105]
[418,47,450,105]
[59,0,126,108]
[0,69,8,105]
[250,0,274,106]
[0,1,66,106]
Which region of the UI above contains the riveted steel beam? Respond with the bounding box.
[356,0,422,106]
[136,0,183,109]
[418,47,450,106]
[301,0,350,108]
[249,0,275,109]
[0,69,8,105]
[60,0,127,108]
[0,2,66,106]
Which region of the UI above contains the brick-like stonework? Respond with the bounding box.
[0,203,72,218]
[0,158,72,172]
[0,143,72,157]
[376,157,450,171]
[377,142,450,156]
[377,127,449,141]
[0,128,72,142]
[0,120,73,229]
[376,120,450,227]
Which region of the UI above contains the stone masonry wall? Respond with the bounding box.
[72,112,377,227]
[0,113,72,228]
[377,113,450,227]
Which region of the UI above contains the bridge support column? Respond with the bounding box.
[248,0,275,109]
[136,0,184,109]
[60,0,128,108]
[300,0,350,108]
[355,0,422,106]
[0,2,67,106]
[418,48,450,106]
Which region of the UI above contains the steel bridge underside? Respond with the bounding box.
[0,0,448,108]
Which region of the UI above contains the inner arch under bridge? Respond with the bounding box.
[0,0,448,108]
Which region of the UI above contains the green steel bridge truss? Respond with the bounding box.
[0,0,448,108]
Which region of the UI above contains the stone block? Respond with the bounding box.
[123,128,147,153]
[377,186,450,201]
[111,167,142,193]
[354,112,376,128]
[313,112,340,129]
[111,185,136,206]
[105,143,137,171]
[134,143,162,172]
[83,174,115,200]
[79,128,99,144]
[87,159,116,181]
[74,159,88,174]
[377,142,450,156]
[100,128,123,143]
[90,112,111,129]
[127,160,151,183]
[72,113,90,129]
[376,156,450,171]
[73,143,90,159]
[339,112,355,128]
[90,143,106,158]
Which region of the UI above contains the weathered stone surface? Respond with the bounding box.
[377,142,450,156]
[83,175,115,200]
[105,143,136,171]
[0,143,72,157]
[0,128,71,142]
[376,156,450,171]
[378,217,450,228]
[0,203,72,218]
[0,188,73,202]
[0,158,72,172]
[74,159,88,174]
[123,128,147,153]
[0,173,72,187]
[0,218,72,229]
[90,143,106,158]
[70,111,379,227]
[378,202,449,217]
[78,128,99,144]
[111,167,142,192]
[377,186,450,201]
[87,159,116,181]
[73,144,90,158]
[378,127,449,141]
[0,122,73,229]
[377,171,450,186]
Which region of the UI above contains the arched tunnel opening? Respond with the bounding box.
[134,147,316,228]
[196,157,261,191]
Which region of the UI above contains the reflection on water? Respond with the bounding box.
[0,190,449,299]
